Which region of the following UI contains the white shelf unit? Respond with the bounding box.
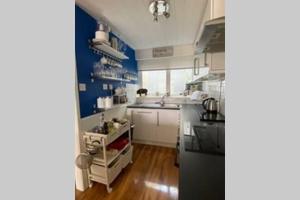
[84,122,133,193]
[98,103,129,113]
[89,40,129,60]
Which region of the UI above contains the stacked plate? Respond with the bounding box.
[93,38,111,46]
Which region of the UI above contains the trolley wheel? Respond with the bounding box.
[106,186,112,193]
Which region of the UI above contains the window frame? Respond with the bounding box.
[140,69,168,96]
[139,67,208,97]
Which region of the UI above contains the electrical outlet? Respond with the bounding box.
[79,83,86,91]
[109,84,113,90]
[103,84,108,90]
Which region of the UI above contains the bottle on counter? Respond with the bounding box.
[97,97,105,109]
[99,113,105,128]
[103,122,109,135]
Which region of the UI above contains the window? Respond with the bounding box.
[170,69,193,96]
[141,67,209,96]
[170,68,209,96]
[142,70,166,96]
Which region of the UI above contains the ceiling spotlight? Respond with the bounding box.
[149,0,170,22]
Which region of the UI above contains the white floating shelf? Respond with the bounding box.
[92,75,131,82]
[91,41,129,60]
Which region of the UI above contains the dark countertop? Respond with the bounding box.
[179,104,225,200]
[127,103,180,110]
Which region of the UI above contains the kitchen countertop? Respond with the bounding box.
[179,104,225,200]
[127,103,181,110]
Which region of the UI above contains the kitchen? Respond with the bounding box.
[75,0,225,200]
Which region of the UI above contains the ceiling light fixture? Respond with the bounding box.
[149,0,170,22]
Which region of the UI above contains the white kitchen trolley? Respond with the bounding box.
[83,122,133,193]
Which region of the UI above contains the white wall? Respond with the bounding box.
[136,44,204,70]
[75,66,89,191]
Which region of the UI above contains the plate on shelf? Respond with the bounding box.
[92,38,111,46]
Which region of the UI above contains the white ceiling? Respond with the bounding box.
[76,0,208,50]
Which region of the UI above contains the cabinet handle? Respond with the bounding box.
[157,112,159,126]
[193,57,199,75]
[204,51,208,67]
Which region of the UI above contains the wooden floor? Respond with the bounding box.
[75,143,179,200]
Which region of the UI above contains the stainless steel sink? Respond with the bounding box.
[162,103,180,108]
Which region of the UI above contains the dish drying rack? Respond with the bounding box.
[83,122,133,193]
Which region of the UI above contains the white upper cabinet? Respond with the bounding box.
[210,52,225,73]
[206,0,225,20]
[200,0,225,73]
[212,0,225,19]
[195,51,225,73]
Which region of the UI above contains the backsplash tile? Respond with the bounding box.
[202,80,225,115]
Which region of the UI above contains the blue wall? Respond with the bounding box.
[75,5,138,118]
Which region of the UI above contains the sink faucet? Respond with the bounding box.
[160,94,167,106]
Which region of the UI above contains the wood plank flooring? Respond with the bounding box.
[75,143,179,200]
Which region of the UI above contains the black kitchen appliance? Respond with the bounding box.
[184,123,225,155]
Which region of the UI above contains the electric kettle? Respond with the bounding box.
[202,98,218,113]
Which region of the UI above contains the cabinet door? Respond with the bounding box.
[210,52,225,72]
[212,0,225,19]
[132,109,156,141]
[198,52,212,68]
[155,110,180,144]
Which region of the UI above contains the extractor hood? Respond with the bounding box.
[187,73,225,85]
[195,16,225,54]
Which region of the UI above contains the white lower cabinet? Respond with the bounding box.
[129,108,180,147]
[154,109,179,145]
[210,52,225,73]
[132,109,156,141]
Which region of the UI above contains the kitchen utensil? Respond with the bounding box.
[75,153,93,169]
[75,138,102,169]
[202,97,218,113]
